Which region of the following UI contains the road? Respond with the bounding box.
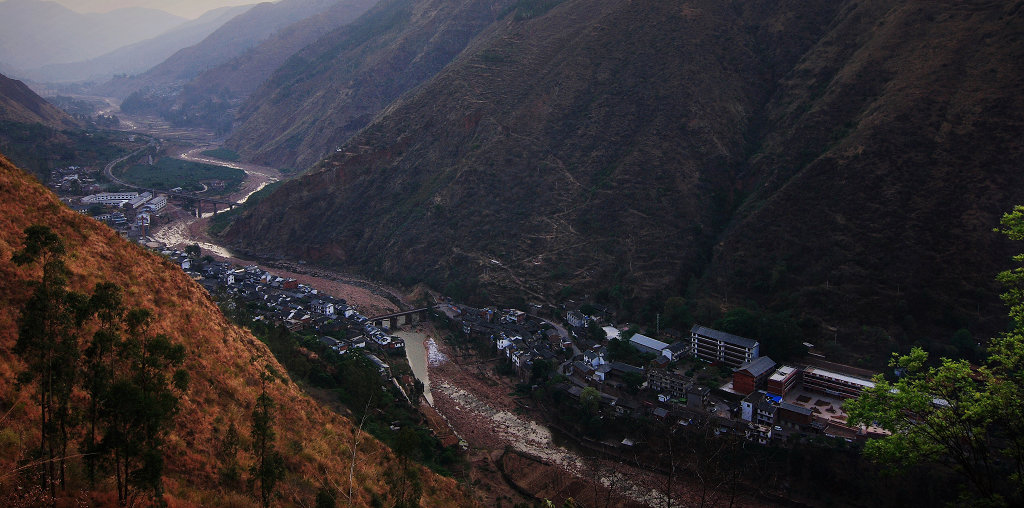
[175,146,281,205]
[103,147,145,187]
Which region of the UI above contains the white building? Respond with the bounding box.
[128,191,153,209]
[629,333,669,355]
[690,325,760,368]
[141,195,168,212]
[82,192,139,206]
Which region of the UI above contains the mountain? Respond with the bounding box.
[221,0,1024,365]
[94,0,344,99]
[0,154,473,505]
[0,72,77,129]
[225,0,517,170]
[21,4,253,84]
[119,0,378,133]
[0,0,185,72]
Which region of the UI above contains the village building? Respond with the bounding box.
[647,364,688,399]
[732,356,777,395]
[690,325,760,368]
[802,366,875,399]
[629,333,669,356]
[766,364,801,397]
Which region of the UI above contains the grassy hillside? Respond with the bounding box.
[0,153,474,506]
[0,74,78,130]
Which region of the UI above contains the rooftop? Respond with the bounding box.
[691,324,759,349]
[630,333,669,351]
[769,365,799,382]
[804,367,876,388]
[737,356,777,377]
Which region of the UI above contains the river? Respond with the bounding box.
[395,330,433,405]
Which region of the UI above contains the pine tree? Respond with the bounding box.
[100,309,189,506]
[12,225,80,500]
[250,373,285,508]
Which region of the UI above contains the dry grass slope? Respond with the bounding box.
[0,154,474,506]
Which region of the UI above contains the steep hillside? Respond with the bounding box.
[706,0,1024,358]
[0,0,184,72]
[0,154,473,506]
[22,4,253,84]
[0,73,77,129]
[223,0,1024,364]
[94,0,341,99]
[222,0,839,298]
[225,0,518,169]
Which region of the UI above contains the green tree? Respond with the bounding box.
[217,421,242,488]
[846,206,1024,505]
[184,243,201,259]
[580,387,601,416]
[12,225,84,498]
[100,309,189,506]
[662,296,692,330]
[622,371,644,393]
[250,374,286,507]
[530,359,552,383]
[82,282,124,489]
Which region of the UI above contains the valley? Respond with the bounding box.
[2,0,1023,505]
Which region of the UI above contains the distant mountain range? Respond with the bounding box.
[0,0,186,71]
[19,4,253,83]
[219,0,1024,365]
[111,0,378,133]
[94,0,347,98]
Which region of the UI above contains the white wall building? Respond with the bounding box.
[82,192,139,206]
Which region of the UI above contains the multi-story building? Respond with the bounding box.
[801,367,875,399]
[766,364,801,397]
[647,365,688,399]
[733,356,776,395]
[690,325,760,368]
[82,192,139,206]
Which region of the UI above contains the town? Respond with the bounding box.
[141,236,887,453]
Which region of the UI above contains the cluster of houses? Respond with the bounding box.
[49,165,100,194]
[149,245,402,380]
[446,299,885,446]
[451,305,566,374]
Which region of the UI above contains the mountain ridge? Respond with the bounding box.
[93,0,342,99]
[222,0,1024,364]
[20,4,253,83]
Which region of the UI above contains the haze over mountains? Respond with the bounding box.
[52,0,256,19]
[23,4,253,83]
[0,0,186,72]
[95,0,357,99]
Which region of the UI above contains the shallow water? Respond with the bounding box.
[395,330,433,405]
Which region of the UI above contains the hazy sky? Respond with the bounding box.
[52,0,259,19]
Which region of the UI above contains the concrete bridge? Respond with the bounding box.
[370,308,430,330]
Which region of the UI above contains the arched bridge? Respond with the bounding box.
[370,308,430,330]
